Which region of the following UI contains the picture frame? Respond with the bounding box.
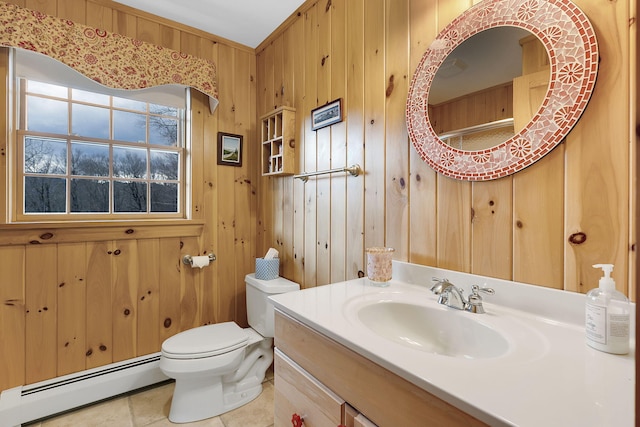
[217,132,243,167]
[311,98,343,131]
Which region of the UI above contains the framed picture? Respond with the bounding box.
[311,98,343,131]
[217,132,243,167]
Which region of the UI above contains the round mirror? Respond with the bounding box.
[406,0,598,181]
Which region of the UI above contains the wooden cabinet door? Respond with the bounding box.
[274,348,345,427]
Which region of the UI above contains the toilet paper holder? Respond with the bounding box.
[182,253,216,266]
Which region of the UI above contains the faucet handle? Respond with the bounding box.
[466,285,495,314]
[471,285,494,296]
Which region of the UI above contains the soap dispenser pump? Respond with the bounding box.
[585,264,630,354]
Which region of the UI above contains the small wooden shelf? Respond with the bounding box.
[260,106,295,176]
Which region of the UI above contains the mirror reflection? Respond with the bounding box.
[428,27,550,151]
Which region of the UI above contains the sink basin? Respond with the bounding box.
[357,301,509,359]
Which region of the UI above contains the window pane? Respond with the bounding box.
[113,97,146,111]
[72,89,109,105]
[19,78,185,219]
[113,147,147,178]
[149,116,178,146]
[71,142,109,176]
[150,182,177,212]
[71,179,109,212]
[114,181,147,212]
[72,103,110,139]
[26,96,68,134]
[150,150,178,180]
[114,110,146,143]
[24,137,67,174]
[149,104,178,116]
[24,176,66,213]
[27,80,67,98]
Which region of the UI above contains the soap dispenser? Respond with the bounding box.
[585,264,630,354]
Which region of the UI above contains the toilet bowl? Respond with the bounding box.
[159,274,299,423]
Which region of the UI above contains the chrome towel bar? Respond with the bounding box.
[294,164,362,182]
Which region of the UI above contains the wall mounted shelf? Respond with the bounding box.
[260,106,296,176]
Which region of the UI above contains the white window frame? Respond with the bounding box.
[9,52,191,223]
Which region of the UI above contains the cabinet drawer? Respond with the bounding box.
[274,348,345,427]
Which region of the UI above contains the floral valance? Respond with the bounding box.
[0,1,218,109]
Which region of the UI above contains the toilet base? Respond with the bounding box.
[165,332,274,424]
[168,379,262,423]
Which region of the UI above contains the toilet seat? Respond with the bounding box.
[161,321,248,359]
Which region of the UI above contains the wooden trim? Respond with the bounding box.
[274,310,488,427]
[0,220,204,245]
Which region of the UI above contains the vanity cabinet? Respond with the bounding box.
[260,106,296,176]
[274,310,487,427]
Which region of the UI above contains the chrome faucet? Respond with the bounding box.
[430,278,494,314]
[430,277,466,309]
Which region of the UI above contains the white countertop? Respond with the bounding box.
[269,261,635,427]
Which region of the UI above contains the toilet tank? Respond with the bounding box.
[245,273,299,337]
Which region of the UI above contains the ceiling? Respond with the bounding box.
[112,0,307,48]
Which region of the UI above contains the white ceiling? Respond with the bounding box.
[112,0,306,48]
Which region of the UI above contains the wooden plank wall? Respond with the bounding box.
[0,0,257,391]
[255,0,635,301]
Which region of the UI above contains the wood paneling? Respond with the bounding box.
[302,5,318,287]
[85,241,113,369]
[256,0,635,298]
[384,0,410,260]
[407,0,438,267]
[471,179,512,280]
[25,245,57,384]
[363,0,386,254]
[0,247,25,389]
[0,0,257,392]
[329,0,348,284]
[112,239,139,363]
[316,2,332,287]
[57,243,87,376]
[289,17,306,284]
[136,239,160,356]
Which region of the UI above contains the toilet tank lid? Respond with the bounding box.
[245,273,300,294]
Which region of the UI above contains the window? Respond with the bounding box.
[14,78,187,221]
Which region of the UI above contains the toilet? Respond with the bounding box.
[159,273,299,423]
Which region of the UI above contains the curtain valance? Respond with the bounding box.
[0,1,218,109]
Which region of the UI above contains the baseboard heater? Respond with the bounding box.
[0,352,168,427]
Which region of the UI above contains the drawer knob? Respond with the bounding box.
[292,413,303,427]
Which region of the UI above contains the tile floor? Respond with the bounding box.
[26,370,275,427]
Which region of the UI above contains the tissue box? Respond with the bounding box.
[255,258,279,280]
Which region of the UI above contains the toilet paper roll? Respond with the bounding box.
[190,255,210,269]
